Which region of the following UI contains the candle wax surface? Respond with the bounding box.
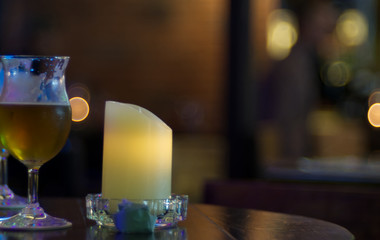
[102,101,172,200]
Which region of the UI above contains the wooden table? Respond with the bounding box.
[0,198,354,240]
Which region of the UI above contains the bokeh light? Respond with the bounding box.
[368,90,380,107]
[266,9,298,60]
[321,61,351,87]
[336,9,368,47]
[368,103,380,127]
[68,83,91,102]
[70,97,90,122]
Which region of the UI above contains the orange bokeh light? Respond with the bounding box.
[70,97,90,122]
[368,103,380,127]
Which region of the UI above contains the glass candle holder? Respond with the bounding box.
[86,193,188,230]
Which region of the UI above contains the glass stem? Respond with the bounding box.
[28,168,39,205]
[0,156,7,186]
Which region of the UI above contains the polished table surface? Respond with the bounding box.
[0,197,354,240]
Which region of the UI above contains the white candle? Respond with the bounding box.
[102,101,172,199]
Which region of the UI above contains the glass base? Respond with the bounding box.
[0,195,27,209]
[0,203,72,231]
[0,185,27,209]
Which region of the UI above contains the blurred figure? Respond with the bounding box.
[263,0,338,166]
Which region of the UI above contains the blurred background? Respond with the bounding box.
[2,0,380,237]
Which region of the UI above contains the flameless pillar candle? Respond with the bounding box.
[102,101,172,200]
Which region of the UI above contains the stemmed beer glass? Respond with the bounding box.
[0,146,26,209]
[0,65,27,209]
[0,55,72,230]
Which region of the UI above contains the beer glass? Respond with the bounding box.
[0,65,27,209]
[0,146,27,209]
[0,55,72,230]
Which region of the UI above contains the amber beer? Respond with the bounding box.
[0,103,72,168]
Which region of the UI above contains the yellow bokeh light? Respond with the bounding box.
[322,61,351,87]
[336,9,368,47]
[267,9,298,60]
[70,97,90,122]
[368,103,380,127]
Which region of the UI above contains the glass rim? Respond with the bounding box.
[0,55,70,60]
[86,193,189,202]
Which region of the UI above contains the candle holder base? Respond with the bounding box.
[86,193,188,230]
